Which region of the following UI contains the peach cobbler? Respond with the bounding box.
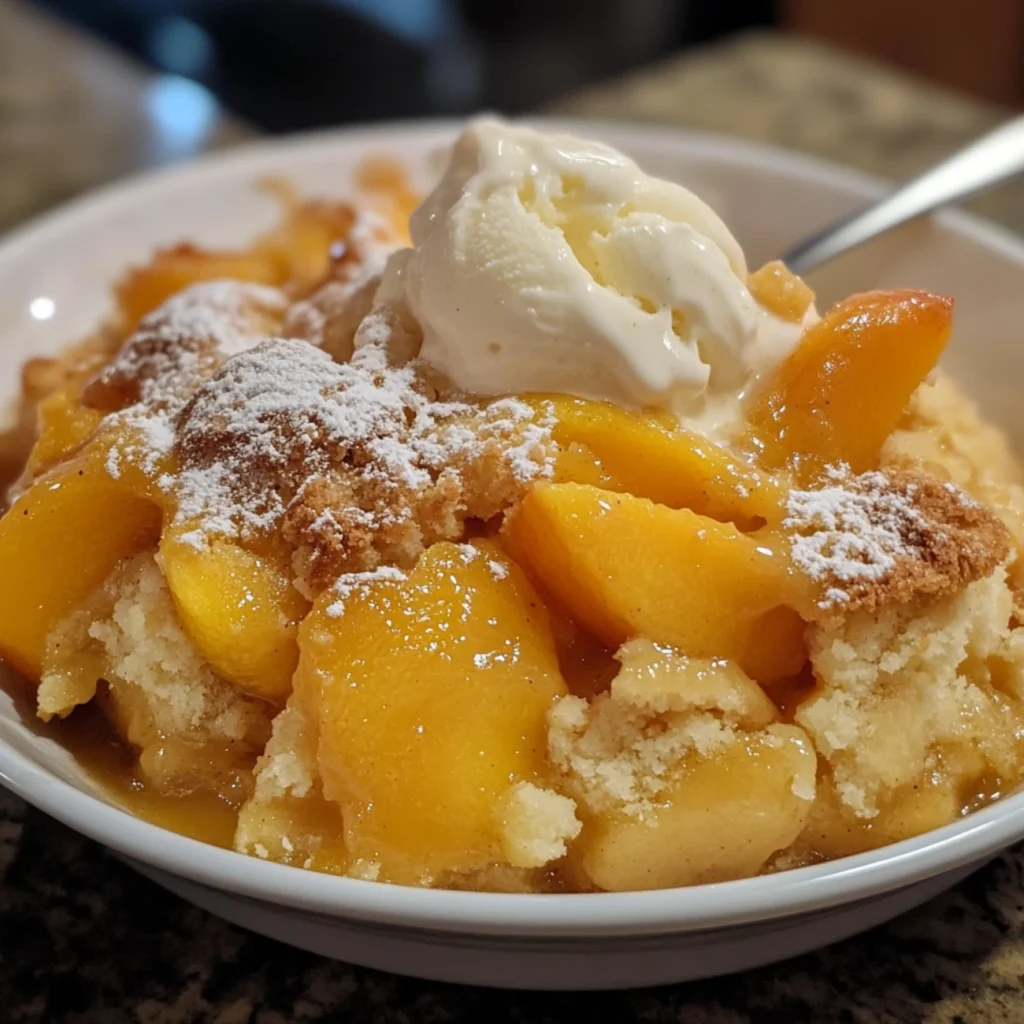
[4,119,1024,893]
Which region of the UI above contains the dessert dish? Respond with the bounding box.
[2,119,1023,894]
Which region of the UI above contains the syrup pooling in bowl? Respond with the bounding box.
[0,678,239,849]
[3,120,1024,893]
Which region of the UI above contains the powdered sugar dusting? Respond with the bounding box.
[105,445,121,480]
[167,332,552,551]
[87,222,553,593]
[347,209,399,269]
[147,281,286,358]
[94,280,287,409]
[486,397,556,483]
[785,466,924,608]
[943,479,982,509]
[173,338,412,536]
[110,290,556,594]
[325,565,407,617]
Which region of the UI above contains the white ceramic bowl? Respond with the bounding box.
[2,119,1024,991]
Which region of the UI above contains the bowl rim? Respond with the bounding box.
[3,116,1024,939]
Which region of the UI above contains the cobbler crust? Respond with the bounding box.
[798,464,1011,622]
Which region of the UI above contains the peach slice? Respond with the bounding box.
[579,725,816,891]
[747,260,815,323]
[23,385,103,479]
[0,441,162,679]
[537,395,783,525]
[160,530,310,703]
[796,774,961,860]
[747,289,953,476]
[549,642,817,890]
[550,439,622,491]
[255,199,359,286]
[739,605,809,688]
[502,483,807,683]
[355,156,420,243]
[295,540,569,884]
[115,245,280,330]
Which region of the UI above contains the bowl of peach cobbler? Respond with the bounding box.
[3,118,1024,988]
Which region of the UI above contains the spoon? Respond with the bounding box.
[781,115,1024,274]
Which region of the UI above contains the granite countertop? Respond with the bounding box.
[4,2,1024,1020]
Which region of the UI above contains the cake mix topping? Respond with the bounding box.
[85,233,553,593]
[786,464,1009,614]
[165,332,553,577]
[84,281,288,413]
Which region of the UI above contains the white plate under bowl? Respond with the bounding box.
[2,119,1024,991]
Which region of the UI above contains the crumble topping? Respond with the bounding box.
[786,464,1009,616]
[799,565,1024,819]
[40,554,271,797]
[283,274,381,364]
[168,333,553,582]
[496,781,581,869]
[884,371,1024,593]
[83,281,288,413]
[547,638,797,821]
[88,276,553,592]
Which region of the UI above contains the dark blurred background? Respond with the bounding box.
[36,0,1020,136]
[33,0,1024,142]
[35,0,775,131]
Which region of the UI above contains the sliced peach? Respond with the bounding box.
[354,156,420,242]
[550,643,816,889]
[550,440,622,491]
[296,540,568,884]
[256,200,358,285]
[0,441,162,679]
[747,260,815,323]
[23,385,103,478]
[797,775,960,860]
[548,609,620,700]
[115,198,372,330]
[115,245,280,330]
[535,396,783,525]
[502,483,806,683]
[747,289,953,476]
[160,530,310,703]
[578,725,816,890]
[739,605,808,687]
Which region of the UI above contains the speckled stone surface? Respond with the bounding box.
[6,781,1024,1022]
[554,31,1024,236]
[5,5,1024,1020]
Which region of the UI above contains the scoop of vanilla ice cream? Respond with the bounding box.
[381,118,807,420]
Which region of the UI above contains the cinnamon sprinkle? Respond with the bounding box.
[785,464,1009,617]
[90,278,554,594]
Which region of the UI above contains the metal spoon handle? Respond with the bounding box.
[783,115,1024,274]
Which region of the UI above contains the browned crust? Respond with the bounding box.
[811,464,1010,621]
[82,282,287,413]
